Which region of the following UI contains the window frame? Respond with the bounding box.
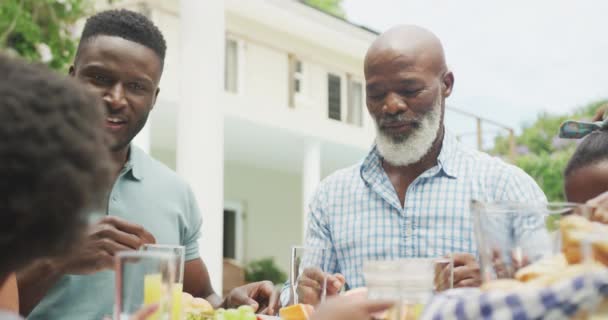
[224,35,245,95]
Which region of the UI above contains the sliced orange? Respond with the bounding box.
[279,303,313,320]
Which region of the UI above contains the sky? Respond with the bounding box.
[342,0,608,148]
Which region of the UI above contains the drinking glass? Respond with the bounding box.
[141,244,185,283]
[114,251,176,320]
[363,259,434,320]
[472,201,589,283]
[141,244,185,320]
[289,246,329,306]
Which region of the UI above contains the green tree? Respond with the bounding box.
[492,99,608,201]
[303,0,345,18]
[0,0,92,70]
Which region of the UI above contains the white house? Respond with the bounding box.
[97,0,378,292]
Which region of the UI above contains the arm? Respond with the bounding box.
[496,166,549,261]
[304,183,342,291]
[310,296,393,320]
[0,273,19,313]
[494,165,547,203]
[16,260,65,315]
[182,258,222,307]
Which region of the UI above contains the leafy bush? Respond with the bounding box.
[515,151,572,201]
[244,257,287,285]
[493,99,608,201]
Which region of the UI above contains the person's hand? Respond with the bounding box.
[587,191,608,224]
[452,253,481,288]
[223,281,280,315]
[102,304,159,320]
[434,258,453,292]
[61,216,156,274]
[491,249,530,279]
[310,296,394,320]
[296,267,345,306]
[130,304,159,320]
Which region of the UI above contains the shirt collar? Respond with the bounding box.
[360,129,459,184]
[123,145,144,181]
[436,130,458,179]
[360,144,384,187]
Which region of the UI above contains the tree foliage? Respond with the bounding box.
[0,0,92,70]
[303,0,345,18]
[493,99,608,201]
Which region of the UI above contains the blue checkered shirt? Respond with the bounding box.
[304,131,547,290]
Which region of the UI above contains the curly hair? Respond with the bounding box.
[77,9,166,67]
[0,54,113,277]
[565,129,608,177]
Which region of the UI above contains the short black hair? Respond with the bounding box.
[0,54,112,277]
[565,130,608,177]
[77,9,166,66]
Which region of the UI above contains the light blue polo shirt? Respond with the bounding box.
[29,145,202,320]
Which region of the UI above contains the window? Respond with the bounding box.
[223,202,243,261]
[347,79,363,126]
[223,209,237,259]
[327,73,341,120]
[294,60,303,93]
[225,39,238,93]
[288,56,304,108]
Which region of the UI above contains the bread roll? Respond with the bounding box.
[515,254,568,282]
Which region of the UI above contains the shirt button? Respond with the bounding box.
[111,196,117,202]
[405,228,412,237]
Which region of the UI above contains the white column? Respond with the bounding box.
[302,142,321,243]
[178,0,225,294]
[132,121,151,153]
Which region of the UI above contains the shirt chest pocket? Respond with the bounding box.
[414,204,474,255]
[331,211,401,259]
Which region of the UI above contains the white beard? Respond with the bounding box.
[374,97,442,166]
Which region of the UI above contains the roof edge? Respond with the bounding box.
[296,0,380,35]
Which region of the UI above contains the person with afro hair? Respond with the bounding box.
[0,53,112,319]
[18,9,279,319]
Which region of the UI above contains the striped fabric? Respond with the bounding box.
[304,131,547,290]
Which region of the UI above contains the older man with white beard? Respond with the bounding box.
[288,25,547,305]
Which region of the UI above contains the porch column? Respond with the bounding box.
[302,142,321,242]
[177,0,225,293]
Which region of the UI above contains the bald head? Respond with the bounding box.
[365,25,447,77]
[364,25,455,167]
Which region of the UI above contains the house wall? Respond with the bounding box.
[224,161,303,273]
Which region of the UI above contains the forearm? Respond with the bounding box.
[0,273,19,313]
[17,259,65,316]
[183,258,221,307]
